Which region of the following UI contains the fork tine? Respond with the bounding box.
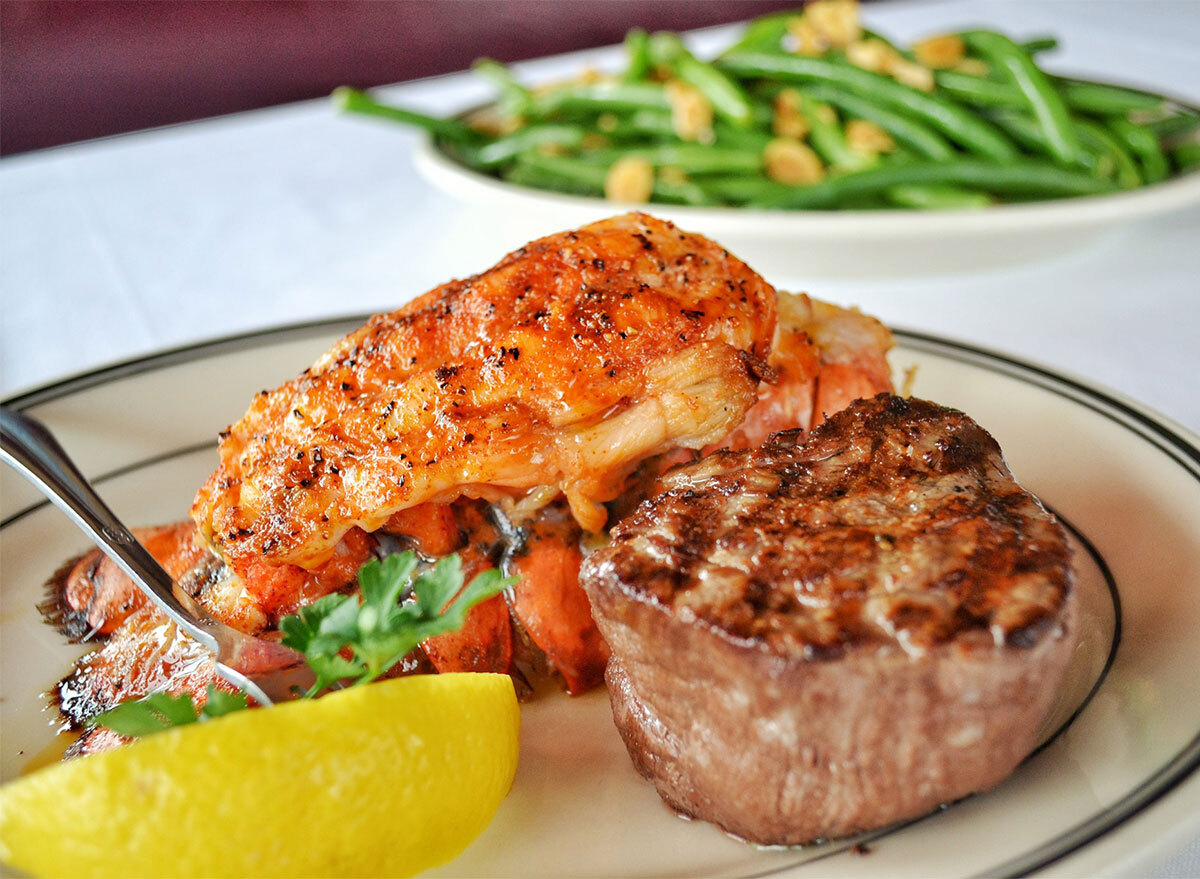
[1,406,305,703]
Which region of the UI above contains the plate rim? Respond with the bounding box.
[3,316,1199,878]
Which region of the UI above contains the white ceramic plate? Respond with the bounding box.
[414,136,1200,280]
[3,320,1199,878]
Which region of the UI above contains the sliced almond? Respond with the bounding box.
[604,156,655,203]
[764,139,826,185]
[788,16,828,57]
[888,57,935,92]
[845,38,899,74]
[666,80,714,143]
[912,33,965,69]
[773,88,810,140]
[846,119,896,156]
[805,0,861,48]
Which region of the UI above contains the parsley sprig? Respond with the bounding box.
[95,685,248,738]
[280,552,514,697]
[90,551,514,738]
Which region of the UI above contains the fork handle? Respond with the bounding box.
[0,406,222,655]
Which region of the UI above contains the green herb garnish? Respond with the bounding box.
[95,685,249,738]
[280,552,515,696]
[90,551,513,737]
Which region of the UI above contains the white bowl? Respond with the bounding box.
[414,136,1200,279]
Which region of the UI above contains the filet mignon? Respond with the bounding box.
[580,394,1078,845]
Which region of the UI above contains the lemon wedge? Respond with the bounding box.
[0,673,519,878]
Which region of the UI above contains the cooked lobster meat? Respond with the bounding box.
[43,214,895,742]
[192,211,776,583]
[580,395,1077,845]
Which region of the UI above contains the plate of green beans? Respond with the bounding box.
[337,2,1200,277]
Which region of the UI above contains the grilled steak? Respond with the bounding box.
[581,394,1077,845]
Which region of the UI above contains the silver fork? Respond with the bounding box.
[0,406,308,707]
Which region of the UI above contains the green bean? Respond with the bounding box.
[1108,118,1169,183]
[719,52,1018,160]
[466,124,587,169]
[712,123,773,151]
[870,31,1051,65]
[623,29,652,82]
[332,87,481,143]
[700,175,897,210]
[576,144,763,175]
[1170,142,1200,172]
[509,153,607,192]
[696,175,781,205]
[1059,79,1167,115]
[938,70,1171,118]
[800,98,875,171]
[794,83,956,159]
[935,71,1025,108]
[472,59,533,117]
[592,107,675,140]
[530,81,670,117]
[504,167,601,197]
[986,110,1106,175]
[1074,119,1142,188]
[649,32,756,127]
[1148,113,1200,138]
[652,179,711,206]
[884,184,992,209]
[984,109,1053,153]
[960,31,1081,166]
[504,165,598,196]
[508,154,717,205]
[859,29,908,57]
[594,108,771,150]
[722,13,793,56]
[747,160,1117,209]
[1020,36,1059,54]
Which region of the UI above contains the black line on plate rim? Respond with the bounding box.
[1,318,1198,878]
[896,328,1200,479]
[0,440,218,531]
[2,315,370,412]
[1024,505,1122,763]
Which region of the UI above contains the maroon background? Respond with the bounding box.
[1,0,801,156]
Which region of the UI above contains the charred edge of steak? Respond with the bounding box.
[597,393,1073,659]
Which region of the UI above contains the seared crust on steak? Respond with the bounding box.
[581,394,1078,845]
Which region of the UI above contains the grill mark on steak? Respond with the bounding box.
[601,394,1071,657]
[581,394,1078,845]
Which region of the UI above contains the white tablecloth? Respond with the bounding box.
[2,0,1198,873]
